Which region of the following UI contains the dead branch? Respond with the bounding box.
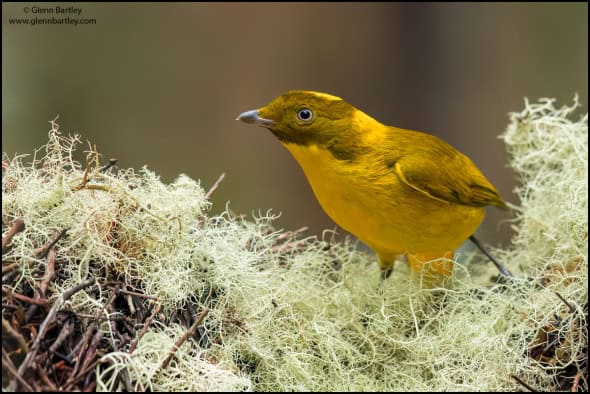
[159,307,209,371]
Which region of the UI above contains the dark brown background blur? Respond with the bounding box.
[2,3,588,251]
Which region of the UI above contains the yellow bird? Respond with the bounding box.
[237,90,507,282]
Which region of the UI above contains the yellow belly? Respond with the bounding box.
[283,143,485,261]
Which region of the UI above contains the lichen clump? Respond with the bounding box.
[2,98,587,391]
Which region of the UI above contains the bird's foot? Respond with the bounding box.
[380,266,394,282]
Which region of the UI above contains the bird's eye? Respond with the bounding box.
[296,108,314,122]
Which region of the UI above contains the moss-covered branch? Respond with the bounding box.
[2,97,587,391]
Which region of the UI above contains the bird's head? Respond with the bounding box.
[237,90,367,148]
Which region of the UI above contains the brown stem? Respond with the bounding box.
[2,262,20,274]
[3,348,34,392]
[39,248,57,298]
[100,158,118,173]
[48,319,74,354]
[2,316,29,354]
[205,172,226,199]
[2,287,50,306]
[7,277,95,391]
[129,303,161,354]
[571,371,581,392]
[159,307,209,370]
[118,288,159,301]
[555,292,576,314]
[33,229,67,259]
[67,322,97,383]
[510,374,537,392]
[2,217,26,254]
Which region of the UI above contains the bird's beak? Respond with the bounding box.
[236,109,275,128]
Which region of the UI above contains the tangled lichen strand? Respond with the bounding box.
[497,97,588,390]
[95,323,253,392]
[2,97,587,392]
[2,126,212,310]
[501,97,588,268]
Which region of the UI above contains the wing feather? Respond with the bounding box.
[391,139,507,209]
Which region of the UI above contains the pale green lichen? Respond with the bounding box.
[96,323,252,391]
[2,97,587,391]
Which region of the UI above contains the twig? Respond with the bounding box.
[118,288,159,301]
[2,269,20,285]
[2,262,20,274]
[555,292,576,314]
[129,303,161,354]
[126,293,136,315]
[117,284,136,315]
[30,380,42,391]
[2,316,29,354]
[120,367,135,392]
[39,248,57,298]
[69,322,95,359]
[66,286,117,388]
[571,371,581,392]
[83,380,97,392]
[67,322,97,381]
[7,277,95,391]
[106,286,126,349]
[29,248,59,326]
[2,348,34,392]
[159,307,209,370]
[511,374,538,392]
[186,302,197,325]
[275,226,309,241]
[79,330,103,378]
[76,314,134,323]
[204,286,215,305]
[35,362,58,391]
[271,239,307,253]
[205,172,225,199]
[121,318,136,337]
[48,319,74,354]
[65,359,99,388]
[100,158,118,173]
[72,148,98,191]
[82,184,111,192]
[2,217,26,254]
[33,229,67,259]
[2,304,18,311]
[2,287,50,306]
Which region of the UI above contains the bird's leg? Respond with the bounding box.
[468,235,513,277]
[377,255,396,283]
[380,265,394,281]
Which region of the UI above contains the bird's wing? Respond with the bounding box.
[393,153,507,209]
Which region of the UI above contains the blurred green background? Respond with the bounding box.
[3,3,588,251]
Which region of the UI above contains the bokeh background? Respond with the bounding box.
[3,3,588,252]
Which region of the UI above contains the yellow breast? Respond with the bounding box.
[282,142,485,258]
